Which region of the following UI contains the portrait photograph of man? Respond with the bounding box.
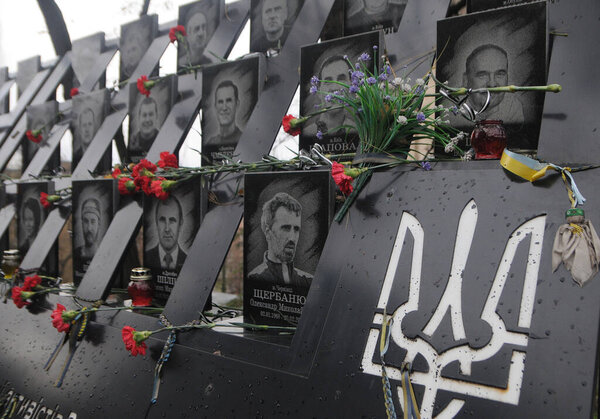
[129,75,177,162]
[177,0,222,71]
[201,56,261,164]
[72,89,110,170]
[144,180,205,304]
[299,31,382,153]
[24,100,59,170]
[436,2,547,151]
[344,0,407,36]
[243,170,335,326]
[119,15,158,83]
[250,0,303,53]
[72,180,115,285]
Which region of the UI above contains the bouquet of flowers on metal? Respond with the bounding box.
[284,46,466,221]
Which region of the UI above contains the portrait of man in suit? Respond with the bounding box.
[146,196,187,271]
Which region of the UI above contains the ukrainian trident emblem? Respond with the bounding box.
[361,200,546,418]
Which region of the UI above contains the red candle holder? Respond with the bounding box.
[470,120,507,160]
[128,267,154,306]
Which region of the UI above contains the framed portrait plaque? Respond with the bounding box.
[243,170,335,327]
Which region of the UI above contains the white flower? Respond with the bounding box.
[402,83,412,92]
[392,77,403,86]
[416,78,425,86]
[397,115,408,125]
[445,142,456,153]
[462,148,474,161]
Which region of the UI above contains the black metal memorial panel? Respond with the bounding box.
[71,32,106,88]
[16,56,42,98]
[3,0,600,418]
[0,67,10,114]
[72,1,251,301]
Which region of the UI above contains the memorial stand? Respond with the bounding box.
[0,1,599,418]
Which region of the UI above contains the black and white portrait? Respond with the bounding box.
[16,56,41,98]
[144,180,205,303]
[129,75,177,162]
[468,0,536,13]
[24,100,59,168]
[299,31,382,153]
[244,171,334,326]
[119,15,158,82]
[17,182,48,256]
[344,0,407,36]
[177,0,222,70]
[72,180,115,285]
[202,57,261,164]
[72,33,105,87]
[72,89,110,170]
[437,2,547,150]
[250,0,303,53]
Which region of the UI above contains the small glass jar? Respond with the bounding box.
[470,120,507,160]
[2,250,20,280]
[128,267,154,306]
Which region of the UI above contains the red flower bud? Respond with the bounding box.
[169,25,187,43]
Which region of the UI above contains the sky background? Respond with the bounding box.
[0,0,298,168]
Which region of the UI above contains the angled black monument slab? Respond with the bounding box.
[537,0,600,165]
[0,54,71,172]
[73,1,250,301]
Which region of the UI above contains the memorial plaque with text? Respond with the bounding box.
[143,178,206,305]
[244,170,334,327]
[201,56,263,164]
[299,31,383,154]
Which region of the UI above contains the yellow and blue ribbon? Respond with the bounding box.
[501,149,586,207]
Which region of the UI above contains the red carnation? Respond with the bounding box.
[40,192,51,209]
[169,25,187,43]
[122,326,150,356]
[40,192,60,209]
[282,114,305,137]
[118,177,136,195]
[23,275,41,291]
[136,75,155,97]
[134,175,153,195]
[157,151,178,169]
[12,286,30,309]
[150,178,176,201]
[26,130,43,143]
[51,304,71,333]
[132,159,157,177]
[331,162,354,195]
[70,87,79,97]
[112,167,122,178]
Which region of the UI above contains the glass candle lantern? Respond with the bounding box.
[470,120,507,160]
[128,267,154,306]
[2,250,20,280]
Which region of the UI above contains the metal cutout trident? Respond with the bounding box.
[361,200,546,418]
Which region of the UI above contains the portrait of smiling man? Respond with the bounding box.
[206,80,242,148]
[345,0,407,36]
